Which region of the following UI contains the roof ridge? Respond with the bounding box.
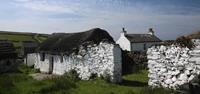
[38,28,114,55]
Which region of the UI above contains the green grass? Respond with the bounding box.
[0,32,48,56]
[0,34,48,43]
[0,31,48,42]
[0,65,175,94]
[70,70,149,94]
[0,34,34,41]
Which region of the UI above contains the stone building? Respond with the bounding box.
[0,40,17,73]
[25,28,122,83]
[117,28,162,51]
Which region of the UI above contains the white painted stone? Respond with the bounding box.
[25,42,122,83]
[172,76,177,82]
[147,39,200,89]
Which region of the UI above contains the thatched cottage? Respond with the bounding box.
[25,28,122,83]
[0,40,17,73]
[117,28,162,51]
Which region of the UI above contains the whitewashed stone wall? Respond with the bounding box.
[147,39,200,89]
[26,42,122,83]
[24,54,39,67]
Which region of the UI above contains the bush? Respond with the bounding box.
[90,73,98,80]
[104,74,111,83]
[100,71,112,83]
[18,64,40,74]
[176,36,194,49]
[63,69,80,81]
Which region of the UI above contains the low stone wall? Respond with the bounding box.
[147,39,200,89]
[26,42,122,83]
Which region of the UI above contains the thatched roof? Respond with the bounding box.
[0,40,17,59]
[38,28,115,54]
[125,34,161,43]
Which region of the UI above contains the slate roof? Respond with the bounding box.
[38,28,115,55]
[125,34,162,43]
[0,40,17,59]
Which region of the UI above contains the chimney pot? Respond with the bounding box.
[148,28,154,35]
[121,27,127,34]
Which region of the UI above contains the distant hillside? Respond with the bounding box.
[0,31,49,56]
[0,31,49,42]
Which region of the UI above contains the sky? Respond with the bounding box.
[0,0,200,40]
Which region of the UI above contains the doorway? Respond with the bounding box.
[49,56,54,74]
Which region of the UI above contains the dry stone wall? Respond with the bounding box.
[26,42,122,83]
[147,39,200,89]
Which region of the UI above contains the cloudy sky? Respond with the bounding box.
[0,0,200,40]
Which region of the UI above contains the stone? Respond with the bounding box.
[172,76,177,82]
[165,79,173,84]
[179,74,188,81]
[147,40,200,89]
[188,75,195,81]
[25,42,122,83]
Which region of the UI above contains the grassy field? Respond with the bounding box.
[0,31,48,42]
[0,31,49,56]
[0,65,175,94]
[0,31,48,47]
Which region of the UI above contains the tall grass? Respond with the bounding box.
[37,76,76,94]
[0,66,176,94]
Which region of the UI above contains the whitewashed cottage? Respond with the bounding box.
[25,28,122,83]
[116,28,162,51]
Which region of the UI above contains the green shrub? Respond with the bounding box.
[18,64,39,74]
[176,36,194,49]
[90,73,98,80]
[63,69,80,81]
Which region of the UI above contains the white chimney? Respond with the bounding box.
[121,27,127,36]
[148,28,154,35]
